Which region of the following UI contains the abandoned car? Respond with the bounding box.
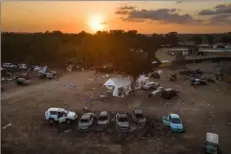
[132,109,146,125]
[45,108,77,124]
[162,113,184,132]
[116,112,130,132]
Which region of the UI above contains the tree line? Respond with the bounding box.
[2,30,231,74]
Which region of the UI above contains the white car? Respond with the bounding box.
[17,64,27,70]
[45,108,77,124]
[116,112,130,131]
[33,66,41,71]
[2,63,17,69]
[132,109,146,125]
[148,89,162,97]
[97,111,110,126]
[78,113,95,130]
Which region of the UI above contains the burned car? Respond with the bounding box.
[169,73,177,81]
[15,73,31,85]
[142,82,160,91]
[150,71,160,79]
[132,109,146,125]
[161,88,178,99]
[191,78,208,85]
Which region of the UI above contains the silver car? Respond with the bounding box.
[78,113,95,130]
[97,111,110,126]
[116,112,130,131]
[132,109,146,125]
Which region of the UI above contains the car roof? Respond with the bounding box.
[48,107,66,112]
[165,88,174,91]
[81,113,93,119]
[206,132,219,144]
[117,113,127,117]
[148,82,158,84]
[99,111,108,116]
[169,114,180,118]
[134,109,143,114]
[151,89,162,94]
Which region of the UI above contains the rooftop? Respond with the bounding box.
[81,113,93,119]
[206,132,219,144]
[170,113,180,118]
[134,109,143,114]
[99,111,108,116]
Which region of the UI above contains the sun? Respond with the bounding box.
[88,16,105,32]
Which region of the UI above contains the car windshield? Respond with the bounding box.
[99,116,107,121]
[135,113,144,119]
[80,119,89,123]
[207,143,217,149]
[171,118,181,124]
[118,117,128,122]
[63,110,69,115]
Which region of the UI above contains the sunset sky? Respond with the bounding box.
[1,1,231,34]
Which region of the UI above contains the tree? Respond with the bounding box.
[221,34,231,44]
[190,36,203,45]
[206,35,214,45]
[164,32,179,46]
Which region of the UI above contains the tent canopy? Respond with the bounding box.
[136,75,149,89]
[104,77,131,88]
[104,77,132,97]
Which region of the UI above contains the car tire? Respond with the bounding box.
[66,119,72,124]
[48,118,55,124]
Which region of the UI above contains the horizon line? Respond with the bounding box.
[2,31,230,35]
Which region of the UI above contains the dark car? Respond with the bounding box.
[150,71,160,79]
[161,88,178,99]
[169,73,177,81]
[191,78,208,85]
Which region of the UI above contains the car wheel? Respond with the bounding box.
[66,119,72,124]
[48,118,55,124]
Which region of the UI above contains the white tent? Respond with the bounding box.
[137,75,149,89]
[103,77,132,97]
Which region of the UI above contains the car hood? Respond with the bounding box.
[78,122,90,129]
[137,118,146,124]
[118,122,129,128]
[67,111,76,118]
[170,123,183,129]
[98,120,108,125]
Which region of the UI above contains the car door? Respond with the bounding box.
[89,115,94,126]
[58,112,66,123]
[163,115,170,126]
[132,111,136,121]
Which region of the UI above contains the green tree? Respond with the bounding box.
[206,35,214,45]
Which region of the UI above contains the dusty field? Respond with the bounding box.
[1,63,231,154]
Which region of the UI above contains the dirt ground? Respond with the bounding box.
[1,63,231,154]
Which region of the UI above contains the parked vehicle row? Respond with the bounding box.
[45,108,147,131]
[2,63,28,70]
[44,108,220,153]
[45,108,184,133]
[2,63,44,71]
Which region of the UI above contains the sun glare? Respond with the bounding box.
[88,15,105,32]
